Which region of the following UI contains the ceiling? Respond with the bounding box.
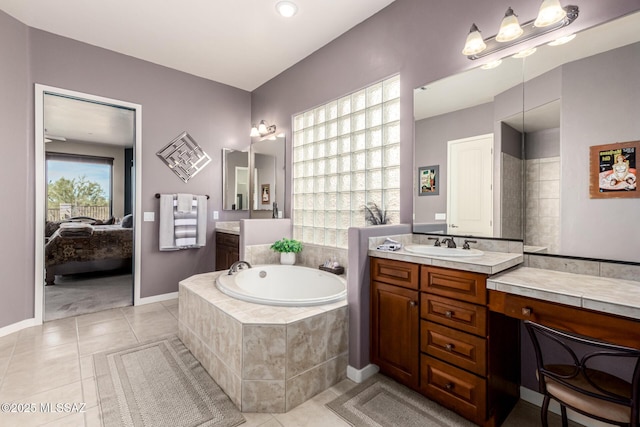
[0,0,395,92]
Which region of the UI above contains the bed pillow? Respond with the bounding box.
[121,214,133,228]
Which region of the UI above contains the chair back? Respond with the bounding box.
[524,320,640,425]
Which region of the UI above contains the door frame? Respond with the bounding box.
[34,84,143,323]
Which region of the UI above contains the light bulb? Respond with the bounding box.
[462,24,487,56]
[534,0,567,27]
[496,8,524,42]
[276,1,298,18]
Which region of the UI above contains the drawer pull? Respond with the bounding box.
[521,307,532,316]
[445,382,454,390]
[445,310,454,318]
[409,301,417,307]
[445,343,454,352]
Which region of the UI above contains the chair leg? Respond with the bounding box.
[560,405,568,427]
[541,394,551,427]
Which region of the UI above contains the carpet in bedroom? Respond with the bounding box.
[44,271,133,321]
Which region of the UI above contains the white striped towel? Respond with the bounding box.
[159,194,207,250]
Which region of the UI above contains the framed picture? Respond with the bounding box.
[418,165,439,196]
[589,141,638,199]
[261,184,270,204]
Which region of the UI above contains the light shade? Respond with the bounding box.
[496,8,524,42]
[250,125,260,137]
[276,1,298,18]
[547,33,576,46]
[512,47,537,58]
[534,0,567,27]
[462,24,487,56]
[258,120,268,134]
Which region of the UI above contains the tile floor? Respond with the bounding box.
[0,300,573,427]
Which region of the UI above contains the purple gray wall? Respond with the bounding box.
[0,11,32,328]
[561,42,640,261]
[251,0,640,221]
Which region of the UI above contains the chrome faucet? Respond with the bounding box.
[427,237,441,247]
[463,239,477,250]
[441,238,457,248]
[228,260,252,275]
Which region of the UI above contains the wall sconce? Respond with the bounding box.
[462,1,579,60]
[250,120,277,140]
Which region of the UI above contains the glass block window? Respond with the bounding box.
[292,75,401,248]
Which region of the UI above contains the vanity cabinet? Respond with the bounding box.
[215,231,239,271]
[370,258,519,427]
[370,258,420,389]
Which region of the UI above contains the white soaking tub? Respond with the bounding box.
[216,264,346,306]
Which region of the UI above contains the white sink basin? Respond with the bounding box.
[404,245,484,257]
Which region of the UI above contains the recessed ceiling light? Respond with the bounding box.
[276,1,298,18]
[512,47,537,58]
[547,34,576,46]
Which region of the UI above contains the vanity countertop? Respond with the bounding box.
[487,267,640,321]
[368,247,522,275]
[215,221,240,235]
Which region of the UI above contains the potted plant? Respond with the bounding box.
[270,237,303,265]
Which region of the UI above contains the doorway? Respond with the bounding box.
[447,134,494,237]
[34,85,142,323]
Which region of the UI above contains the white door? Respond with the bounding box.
[447,134,493,236]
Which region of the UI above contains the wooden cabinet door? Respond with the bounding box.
[371,281,420,389]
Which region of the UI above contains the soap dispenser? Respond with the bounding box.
[272,202,278,219]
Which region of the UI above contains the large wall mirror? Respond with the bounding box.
[414,11,640,263]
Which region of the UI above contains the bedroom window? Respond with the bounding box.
[292,75,401,248]
[46,153,113,221]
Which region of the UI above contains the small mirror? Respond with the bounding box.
[222,148,249,211]
[250,136,285,215]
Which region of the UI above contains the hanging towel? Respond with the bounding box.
[176,193,193,213]
[159,194,207,251]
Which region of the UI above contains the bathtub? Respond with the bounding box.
[215,264,346,306]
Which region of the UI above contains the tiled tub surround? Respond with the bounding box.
[368,234,523,275]
[244,243,348,275]
[178,271,348,413]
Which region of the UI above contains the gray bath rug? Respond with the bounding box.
[94,336,245,427]
[326,374,474,427]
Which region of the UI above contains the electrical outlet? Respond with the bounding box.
[143,212,155,222]
[435,213,446,220]
[213,211,219,220]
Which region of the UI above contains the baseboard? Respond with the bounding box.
[520,386,609,427]
[136,291,178,306]
[0,317,40,338]
[347,364,379,383]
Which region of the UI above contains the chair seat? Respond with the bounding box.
[545,364,632,423]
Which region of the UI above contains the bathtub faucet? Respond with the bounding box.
[228,260,252,275]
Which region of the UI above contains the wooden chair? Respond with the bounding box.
[524,320,640,427]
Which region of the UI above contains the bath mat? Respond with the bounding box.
[326,374,474,427]
[94,335,245,427]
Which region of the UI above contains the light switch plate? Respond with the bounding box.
[213,211,219,220]
[143,212,155,222]
[435,213,446,220]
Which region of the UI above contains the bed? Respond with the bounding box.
[44,223,133,285]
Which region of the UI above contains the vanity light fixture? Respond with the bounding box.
[276,1,298,18]
[250,120,277,139]
[462,2,578,60]
[496,8,524,42]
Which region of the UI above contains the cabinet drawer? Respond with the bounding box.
[421,294,487,336]
[371,258,419,290]
[420,321,487,376]
[420,354,486,423]
[421,266,487,304]
[216,231,239,246]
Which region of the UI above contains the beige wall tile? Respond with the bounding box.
[326,307,348,359]
[241,380,286,413]
[286,314,327,379]
[285,363,327,411]
[325,354,348,388]
[243,325,286,380]
[528,255,600,276]
[599,262,640,282]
